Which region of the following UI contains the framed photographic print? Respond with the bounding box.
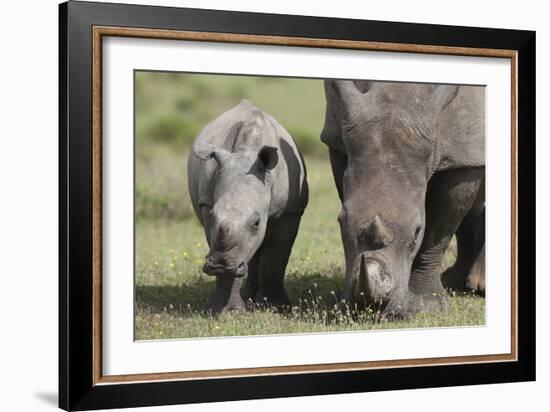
[59,1,536,410]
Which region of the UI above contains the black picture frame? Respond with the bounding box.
[59,1,536,410]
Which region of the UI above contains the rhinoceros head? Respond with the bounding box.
[193,138,278,278]
[327,80,457,314]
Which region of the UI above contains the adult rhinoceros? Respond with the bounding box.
[188,99,309,314]
[321,80,485,316]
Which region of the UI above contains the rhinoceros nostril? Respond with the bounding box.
[218,222,231,238]
[234,262,247,277]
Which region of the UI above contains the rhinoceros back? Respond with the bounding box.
[434,85,485,171]
[321,80,485,172]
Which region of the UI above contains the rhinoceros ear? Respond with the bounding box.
[193,142,231,165]
[352,80,372,93]
[328,80,364,116]
[222,121,243,153]
[257,145,278,171]
[430,85,459,113]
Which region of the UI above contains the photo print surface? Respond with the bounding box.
[134,71,485,340]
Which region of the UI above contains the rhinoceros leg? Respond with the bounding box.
[408,167,484,312]
[201,206,246,314]
[465,244,485,294]
[441,205,485,293]
[204,275,246,315]
[255,214,301,311]
[240,250,261,305]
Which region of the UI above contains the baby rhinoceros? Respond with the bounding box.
[187,99,309,314]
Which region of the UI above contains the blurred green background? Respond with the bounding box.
[134,71,480,340]
[135,72,327,222]
[136,72,326,156]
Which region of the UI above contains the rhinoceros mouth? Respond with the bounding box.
[203,261,247,277]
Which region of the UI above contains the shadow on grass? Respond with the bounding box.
[136,270,343,315]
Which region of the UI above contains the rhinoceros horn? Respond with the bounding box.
[354,254,371,302]
[365,214,394,249]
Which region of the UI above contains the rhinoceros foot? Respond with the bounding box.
[204,276,246,315]
[204,294,246,315]
[441,259,485,296]
[465,269,485,296]
[441,266,468,292]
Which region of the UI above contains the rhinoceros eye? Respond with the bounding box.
[408,226,422,253]
[249,214,261,233]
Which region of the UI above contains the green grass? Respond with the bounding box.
[135,143,195,221]
[136,294,484,340]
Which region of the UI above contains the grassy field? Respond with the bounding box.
[135,153,484,340]
[134,72,485,340]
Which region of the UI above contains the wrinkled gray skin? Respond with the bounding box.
[322,80,485,317]
[188,99,308,314]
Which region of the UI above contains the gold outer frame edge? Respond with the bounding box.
[91,26,518,386]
